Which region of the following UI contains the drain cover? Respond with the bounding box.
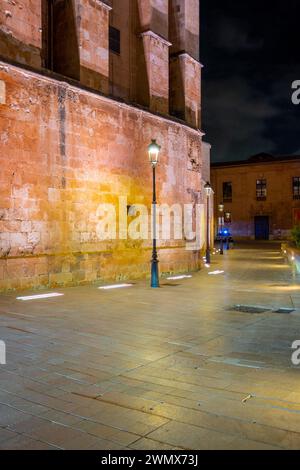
[274,308,294,314]
[233,305,271,314]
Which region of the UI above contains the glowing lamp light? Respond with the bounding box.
[218,203,224,212]
[167,275,192,280]
[99,284,133,290]
[17,293,64,301]
[148,139,161,167]
[204,181,213,197]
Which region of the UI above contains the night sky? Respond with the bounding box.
[201,0,300,163]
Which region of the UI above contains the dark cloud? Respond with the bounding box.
[215,18,264,53]
[201,0,300,162]
[204,77,279,162]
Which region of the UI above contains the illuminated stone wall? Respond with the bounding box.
[0,62,208,291]
[0,0,209,291]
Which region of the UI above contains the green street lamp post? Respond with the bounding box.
[218,202,224,255]
[204,182,213,265]
[148,139,161,288]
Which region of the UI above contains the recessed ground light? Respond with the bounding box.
[274,308,295,314]
[167,275,192,280]
[99,284,133,290]
[208,270,225,275]
[17,293,64,301]
[205,263,210,268]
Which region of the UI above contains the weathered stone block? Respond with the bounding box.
[0,0,41,67]
[10,232,27,248]
[72,270,86,283]
[138,0,169,39]
[35,258,48,276]
[27,232,40,246]
[49,272,73,286]
[0,262,4,281]
[0,80,6,104]
[21,221,32,233]
[76,0,111,93]
[141,31,170,114]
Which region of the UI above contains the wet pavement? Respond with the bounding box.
[0,241,300,450]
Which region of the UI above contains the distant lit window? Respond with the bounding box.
[293,177,300,199]
[256,179,267,200]
[109,26,120,55]
[223,182,232,202]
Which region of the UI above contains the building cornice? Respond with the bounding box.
[140,30,172,47]
[211,157,300,170]
[93,0,112,11]
[170,51,203,67]
[178,52,203,68]
[0,58,205,136]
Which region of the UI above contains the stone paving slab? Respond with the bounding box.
[0,242,300,449]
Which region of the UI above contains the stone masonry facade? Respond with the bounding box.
[0,0,209,291]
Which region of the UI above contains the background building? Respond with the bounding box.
[211,153,300,240]
[0,0,210,291]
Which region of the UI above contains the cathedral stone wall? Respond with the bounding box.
[0,62,207,291]
[0,1,209,291]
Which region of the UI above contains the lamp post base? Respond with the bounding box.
[151,259,159,288]
[220,238,224,255]
[206,250,211,265]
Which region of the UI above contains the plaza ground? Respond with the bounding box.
[0,242,300,450]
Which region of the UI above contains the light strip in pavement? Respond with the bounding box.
[99,284,133,290]
[17,293,64,301]
[167,275,192,280]
[208,270,225,275]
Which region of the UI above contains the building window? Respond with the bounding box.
[293,177,300,199]
[109,26,120,55]
[256,179,267,200]
[223,182,232,202]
